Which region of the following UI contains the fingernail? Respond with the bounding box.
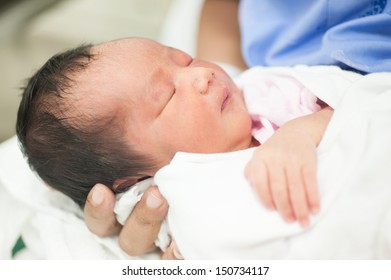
[91,185,104,206]
[146,189,163,209]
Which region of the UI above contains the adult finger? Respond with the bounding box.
[84,183,122,237]
[119,185,169,256]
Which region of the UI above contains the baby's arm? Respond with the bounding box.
[245,106,333,227]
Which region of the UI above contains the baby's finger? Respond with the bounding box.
[118,186,169,256]
[286,169,309,227]
[245,161,275,210]
[269,167,295,223]
[302,165,320,214]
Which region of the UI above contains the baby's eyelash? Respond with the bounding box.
[157,88,175,117]
[166,88,175,104]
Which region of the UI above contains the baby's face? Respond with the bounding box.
[80,38,252,171]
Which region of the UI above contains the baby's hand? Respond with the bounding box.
[245,112,328,227]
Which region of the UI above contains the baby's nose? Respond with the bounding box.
[192,69,215,94]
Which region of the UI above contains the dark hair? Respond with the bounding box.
[16,45,154,208]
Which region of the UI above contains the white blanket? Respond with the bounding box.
[151,67,391,259]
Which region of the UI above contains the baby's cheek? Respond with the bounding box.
[237,111,254,146]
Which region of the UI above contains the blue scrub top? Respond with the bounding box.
[239,0,391,73]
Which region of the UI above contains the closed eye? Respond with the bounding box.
[166,88,175,106]
[157,87,175,117]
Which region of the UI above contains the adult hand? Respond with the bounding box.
[84,183,169,256]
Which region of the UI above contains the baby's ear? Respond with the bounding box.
[112,176,151,193]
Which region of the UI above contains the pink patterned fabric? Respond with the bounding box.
[235,67,324,144]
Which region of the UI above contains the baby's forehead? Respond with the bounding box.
[72,38,171,122]
[68,61,122,121]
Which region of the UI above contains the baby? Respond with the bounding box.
[16,38,331,228]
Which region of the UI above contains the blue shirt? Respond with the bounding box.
[239,0,391,73]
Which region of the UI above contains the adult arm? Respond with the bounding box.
[197,0,247,70]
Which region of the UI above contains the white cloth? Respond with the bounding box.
[114,178,171,251]
[155,149,306,259]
